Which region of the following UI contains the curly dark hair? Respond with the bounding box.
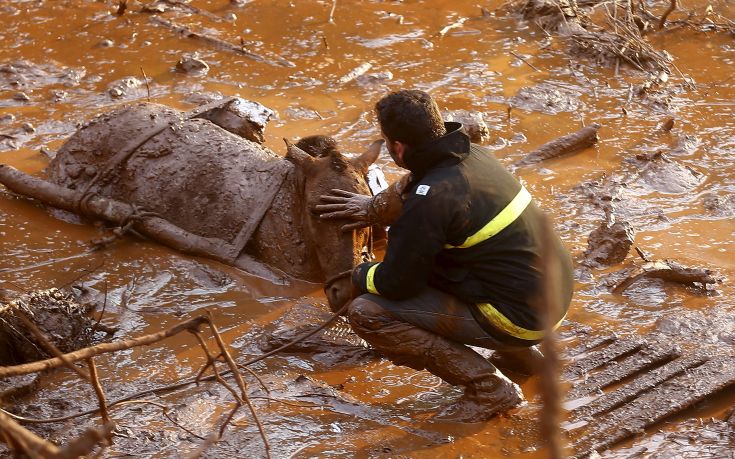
[375,90,446,147]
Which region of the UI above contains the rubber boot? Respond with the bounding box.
[348,297,524,423]
[488,346,545,376]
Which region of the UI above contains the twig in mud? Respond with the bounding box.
[328,0,337,24]
[217,402,241,438]
[114,400,205,440]
[139,66,151,102]
[116,0,128,16]
[0,249,98,274]
[86,357,112,429]
[659,0,677,29]
[119,276,137,310]
[14,310,91,381]
[161,0,226,23]
[438,17,468,37]
[0,315,209,378]
[149,16,294,68]
[0,409,61,457]
[185,434,218,459]
[2,400,204,440]
[53,423,114,459]
[205,311,270,456]
[510,50,541,72]
[91,280,109,336]
[58,259,106,289]
[191,331,241,402]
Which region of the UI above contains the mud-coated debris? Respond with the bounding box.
[338,63,372,85]
[515,123,600,167]
[140,1,168,13]
[582,210,635,267]
[175,54,210,76]
[107,76,143,98]
[443,110,490,144]
[21,122,35,134]
[12,91,30,101]
[702,192,735,218]
[654,309,735,345]
[50,89,68,102]
[197,97,275,143]
[259,302,373,366]
[356,70,393,87]
[612,259,720,294]
[0,373,40,402]
[510,84,584,114]
[0,288,94,365]
[95,39,114,48]
[0,113,16,123]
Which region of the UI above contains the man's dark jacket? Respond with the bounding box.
[353,122,574,345]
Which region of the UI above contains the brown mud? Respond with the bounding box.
[1,0,734,457]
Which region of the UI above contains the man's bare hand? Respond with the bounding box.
[316,189,372,232]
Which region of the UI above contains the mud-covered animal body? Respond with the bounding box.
[46,100,378,309]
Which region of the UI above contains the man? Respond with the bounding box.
[317,90,573,422]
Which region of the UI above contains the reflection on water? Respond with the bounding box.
[1,0,734,457]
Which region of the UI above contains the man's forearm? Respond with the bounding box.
[368,173,410,227]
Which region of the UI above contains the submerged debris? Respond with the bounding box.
[0,288,94,365]
[582,207,635,267]
[517,0,673,74]
[443,110,490,144]
[176,54,210,76]
[515,123,600,167]
[612,259,721,294]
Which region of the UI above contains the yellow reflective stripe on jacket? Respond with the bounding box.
[446,186,532,249]
[476,302,566,340]
[366,263,380,295]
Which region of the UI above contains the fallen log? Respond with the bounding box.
[0,165,240,265]
[514,123,601,167]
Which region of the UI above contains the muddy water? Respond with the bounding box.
[1,0,734,457]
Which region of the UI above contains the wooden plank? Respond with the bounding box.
[569,353,707,422]
[572,354,735,456]
[563,338,643,379]
[563,333,618,358]
[567,344,680,399]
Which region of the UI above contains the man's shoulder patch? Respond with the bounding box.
[415,184,431,196]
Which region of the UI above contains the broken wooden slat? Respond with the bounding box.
[563,338,643,379]
[563,333,618,358]
[570,353,709,422]
[572,354,735,456]
[567,343,681,400]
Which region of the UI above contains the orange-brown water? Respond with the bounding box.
[1,0,734,457]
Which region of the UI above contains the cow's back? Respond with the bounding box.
[48,103,291,246]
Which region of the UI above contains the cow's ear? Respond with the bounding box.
[350,139,383,174]
[284,138,315,169]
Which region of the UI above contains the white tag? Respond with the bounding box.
[416,184,431,195]
[366,164,389,196]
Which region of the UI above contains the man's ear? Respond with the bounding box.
[393,141,407,166]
